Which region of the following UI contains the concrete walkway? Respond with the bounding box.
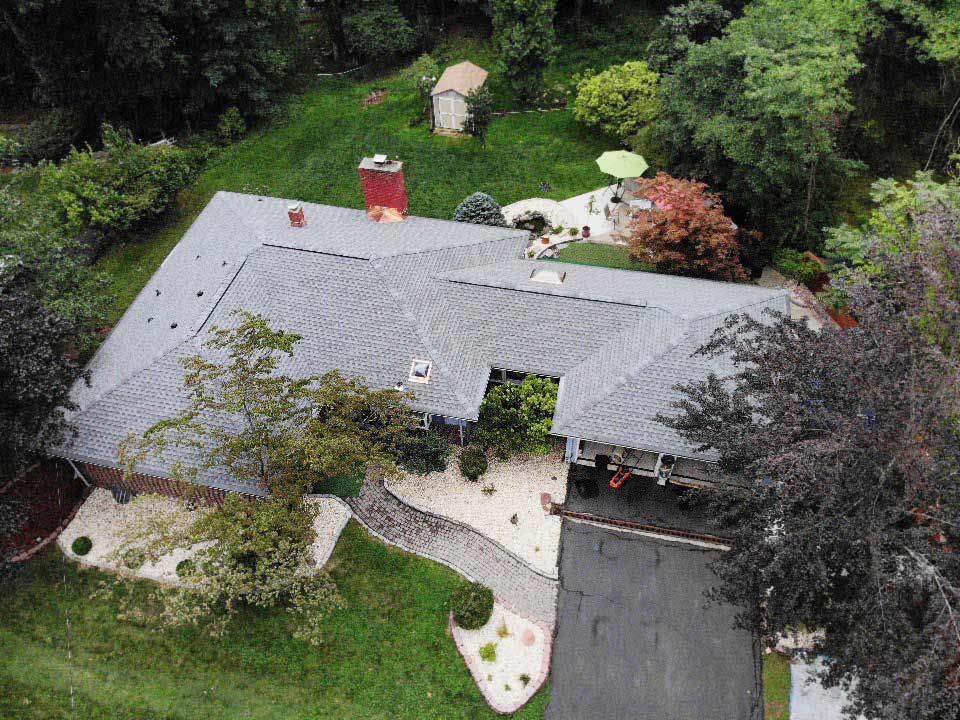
[347,475,559,624]
[791,658,864,720]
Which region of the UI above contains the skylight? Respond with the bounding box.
[408,359,433,384]
[529,268,566,285]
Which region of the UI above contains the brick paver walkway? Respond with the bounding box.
[347,475,559,624]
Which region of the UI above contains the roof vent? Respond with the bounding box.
[287,203,306,227]
[530,268,566,285]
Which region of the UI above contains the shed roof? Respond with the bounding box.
[431,61,488,96]
[57,192,788,495]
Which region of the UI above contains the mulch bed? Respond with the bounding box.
[1,460,87,561]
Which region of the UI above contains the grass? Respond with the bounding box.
[555,242,650,270]
[0,521,548,719]
[763,652,792,720]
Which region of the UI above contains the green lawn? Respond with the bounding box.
[555,242,650,270]
[0,522,548,720]
[763,652,792,720]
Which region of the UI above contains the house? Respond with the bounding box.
[431,61,488,132]
[54,156,788,501]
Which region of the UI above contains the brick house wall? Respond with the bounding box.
[75,462,230,505]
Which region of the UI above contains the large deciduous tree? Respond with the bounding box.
[626,173,749,281]
[491,0,559,103]
[119,310,415,498]
[659,199,960,719]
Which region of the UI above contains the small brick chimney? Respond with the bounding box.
[287,203,306,227]
[358,155,408,219]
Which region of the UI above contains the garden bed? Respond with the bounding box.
[450,601,552,714]
[389,444,567,576]
[57,489,209,586]
[1,461,86,561]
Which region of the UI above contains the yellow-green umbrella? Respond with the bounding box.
[595,150,649,199]
[596,150,649,178]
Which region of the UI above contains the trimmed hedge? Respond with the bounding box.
[71,536,93,556]
[451,582,494,630]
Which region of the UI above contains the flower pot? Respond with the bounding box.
[541,236,550,245]
[582,226,591,238]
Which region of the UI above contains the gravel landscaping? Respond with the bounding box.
[451,601,552,714]
[304,495,352,569]
[57,489,208,586]
[60,490,354,584]
[389,445,568,576]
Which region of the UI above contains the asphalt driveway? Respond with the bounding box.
[546,519,762,720]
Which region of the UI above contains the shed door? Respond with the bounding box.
[434,91,467,130]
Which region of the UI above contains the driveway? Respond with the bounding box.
[546,519,762,720]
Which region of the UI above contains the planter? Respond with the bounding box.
[826,307,858,329]
[582,226,591,238]
[540,236,550,245]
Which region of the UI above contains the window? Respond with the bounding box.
[409,359,433,384]
[529,268,566,284]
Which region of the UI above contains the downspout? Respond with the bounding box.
[66,459,90,488]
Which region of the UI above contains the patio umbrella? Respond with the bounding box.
[595,151,649,201]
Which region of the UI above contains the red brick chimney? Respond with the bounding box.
[287,203,306,227]
[358,155,408,220]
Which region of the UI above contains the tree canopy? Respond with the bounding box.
[573,61,659,142]
[491,0,559,103]
[626,173,749,281]
[120,311,415,498]
[474,375,558,460]
[660,199,960,719]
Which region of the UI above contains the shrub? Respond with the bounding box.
[573,61,660,142]
[0,134,23,165]
[217,107,246,145]
[40,124,198,237]
[398,430,452,475]
[773,247,826,286]
[404,54,440,124]
[519,672,531,686]
[479,642,498,662]
[14,109,82,163]
[459,447,489,481]
[465,85,493,145]
[71,536,93,556]
[482,483,496,496]
[474,375,559,460]
[175,559,195,577]
[451,581,494,629]
[453,192,506,227]
[343,3,414,61]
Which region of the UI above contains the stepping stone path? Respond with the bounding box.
[348,475,559,624]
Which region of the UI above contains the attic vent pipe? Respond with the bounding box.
[288,203,306,227]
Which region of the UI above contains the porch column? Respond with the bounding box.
[564,436,581,463]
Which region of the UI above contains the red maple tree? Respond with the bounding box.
[626,173,750,281]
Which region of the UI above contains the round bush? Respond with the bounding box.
[175,559,195,578]
[451,582,494,629]
[459,447,488,481]
[71,536,93,556]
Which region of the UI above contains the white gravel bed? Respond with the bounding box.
[389,445,568,577]
[58,489,208,587]
[451,602,552,714]
[304,496,352,569]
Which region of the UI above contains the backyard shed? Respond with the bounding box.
[431,61,488,132]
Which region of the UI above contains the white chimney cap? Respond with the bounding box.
[288,202,302,211]
[372,153,389,164]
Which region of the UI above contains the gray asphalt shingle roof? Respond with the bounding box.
[58,191,788,491]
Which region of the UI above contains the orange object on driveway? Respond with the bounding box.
[609,466,631,489]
